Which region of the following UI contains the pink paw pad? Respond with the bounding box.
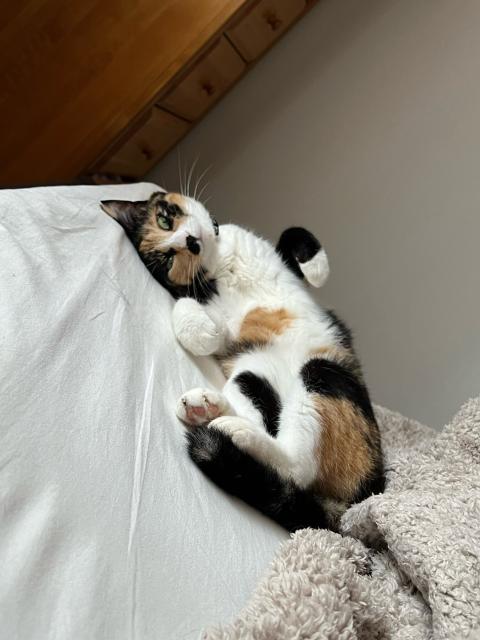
[177,389,226,427]
[185,404,209,423]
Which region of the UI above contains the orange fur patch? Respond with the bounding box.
[217,355,235,378]
[313,395,374,501]
[310,345,349,361]
[169,248,201,286]
[165,193,188,208]
[217,308,294,378]
[238,307,294,345]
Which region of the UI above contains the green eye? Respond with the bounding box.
[157,215,171,230]
[166,255,174,270]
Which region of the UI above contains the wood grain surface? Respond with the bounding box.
[0,0,245,186]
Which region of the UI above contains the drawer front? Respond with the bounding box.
[99,108,190,177]
[227,0,307,62]
[159,37,246,121]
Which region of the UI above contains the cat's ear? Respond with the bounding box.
[100,200,148,234]
[276,227,329,288]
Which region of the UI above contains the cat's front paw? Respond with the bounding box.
[177,388,230,426]
[172,298,224,356]
[209,416,256,450]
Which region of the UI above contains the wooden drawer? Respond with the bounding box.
[98,108,190,177]
[159,37,246,121]
[227,0,307,62]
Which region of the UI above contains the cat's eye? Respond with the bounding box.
[166,255,174,270]
[157,215,171,230]
[211,216,219,236]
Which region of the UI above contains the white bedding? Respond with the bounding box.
[0,183,287,640]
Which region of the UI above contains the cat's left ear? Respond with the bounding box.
[276,227,329,288]
[100,200,148,234]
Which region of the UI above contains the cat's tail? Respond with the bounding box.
[186,426,332,533]
[276,227,329,288]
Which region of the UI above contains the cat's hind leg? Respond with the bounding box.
[206,371,294,476]
[183,373,330,531]
[208,415,291,473]
[176,388,231,426]
[185,408,330,532]
[178,371,292,470]
[214,375,321,489]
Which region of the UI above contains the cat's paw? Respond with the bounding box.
[177,388,230,426]
[209,416,256,450]
[179,320,222,356]
[172,299,224,356]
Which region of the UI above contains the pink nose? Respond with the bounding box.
[192,406,206,417]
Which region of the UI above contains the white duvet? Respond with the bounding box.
[0,183,286,640]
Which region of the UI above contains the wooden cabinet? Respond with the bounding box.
[0,0,317,186]
[159,37,246,121]
[98,108,190,177]
[227,0,307,61]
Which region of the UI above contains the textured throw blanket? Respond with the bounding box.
[207,397,480,640]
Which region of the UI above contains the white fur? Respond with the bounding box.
[177,388,230,425]
[299,248,330,288]
[171,200,339,483]
[172,297,225,356]
[210,416,292,474]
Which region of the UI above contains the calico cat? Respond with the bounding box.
[101,191,384,532]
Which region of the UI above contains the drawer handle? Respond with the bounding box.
[201,82,216,97]
[264,11,283,31]
[141,146,153,161]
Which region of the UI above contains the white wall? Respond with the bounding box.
[149,0,480,429]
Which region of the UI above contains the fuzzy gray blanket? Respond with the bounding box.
[206,397,480,640]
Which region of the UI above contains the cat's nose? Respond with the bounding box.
[186,235,201,255]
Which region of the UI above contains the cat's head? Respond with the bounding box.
[101,191,219,300]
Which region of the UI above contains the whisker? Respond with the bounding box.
[195,265,201,301]
[186,156,199,198]
[198,268,209,299]
[177,149,185,196]
[193,164,212,201]
[196,267,204,297]
[197,183,210,203]
[191,259,197,301]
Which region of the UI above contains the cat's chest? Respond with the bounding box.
[218,255,264,292]
[209,258,282,340]
[208,225,323,341]
[214,226,280,294]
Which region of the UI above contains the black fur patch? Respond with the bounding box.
[174,275,217,303]
[101,199,149,244]
[276,227,322,280]
[186,427,328,532]
[324,309,354,351]
[222,338,266,362]
[234,372,281,436]
[301,358,376,423]
[141,251,217,303]
[362,469,386,498]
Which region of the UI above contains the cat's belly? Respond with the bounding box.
[222,323,332,399]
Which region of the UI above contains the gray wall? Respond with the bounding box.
[149,0,480,429]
